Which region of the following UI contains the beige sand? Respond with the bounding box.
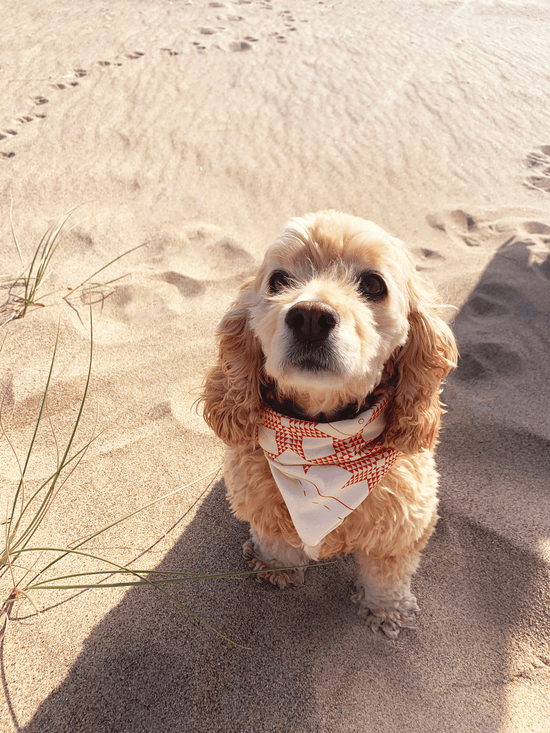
[1,0,549,730]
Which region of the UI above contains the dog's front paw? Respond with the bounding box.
[243,539,305,588]
[351,590,420,639]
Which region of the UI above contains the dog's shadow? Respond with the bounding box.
[16,480,366,732]
[16,479,545,732]
[17,237,550,732]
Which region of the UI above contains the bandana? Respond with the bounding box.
[256,396,400,547]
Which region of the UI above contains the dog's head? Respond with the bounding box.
[201,211,457,453]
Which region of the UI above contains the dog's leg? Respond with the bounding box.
[352,549,421,639]
[243,528,309,589]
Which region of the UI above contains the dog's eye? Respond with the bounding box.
[358,272,387,301]
[269,270,292,294]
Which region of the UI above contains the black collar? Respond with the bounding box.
[260,381,371,423]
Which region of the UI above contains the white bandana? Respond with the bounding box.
[257,396,399,547]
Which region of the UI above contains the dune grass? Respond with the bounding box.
[0,317,320,646]
[1,206,146,327]
[0,210,324,646]
[0,318,240,645]
[7,207,72,320]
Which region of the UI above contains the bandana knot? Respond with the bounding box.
[256,395,400,546]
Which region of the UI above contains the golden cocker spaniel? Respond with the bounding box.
[201,210,457,638]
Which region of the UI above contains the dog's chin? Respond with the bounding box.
[270,351,378,398]
[275,363,346,393]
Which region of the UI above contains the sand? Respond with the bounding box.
[1,0,549,730]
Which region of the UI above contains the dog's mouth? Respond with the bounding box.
[281,342,340,375]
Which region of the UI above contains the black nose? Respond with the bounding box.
[284,303,338,342]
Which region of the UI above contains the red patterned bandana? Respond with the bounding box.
[256,395,400,547]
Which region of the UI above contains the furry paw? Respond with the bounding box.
[242,539,305,588]
[351,592,420,640]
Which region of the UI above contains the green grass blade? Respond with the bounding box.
[27,562,332,590]
[9,200,24,267]
[33,212,74,287]
[19,590,42,618]
[7,436,95,556]
[13,314,94,555]
[20,545,244,645]
[67,243,147,297]
[29,466,220,585]
[8,206,78,317]
[27,569,205,585]
[80,274,128,290]
[5,325,61,546]
[23,227,53,306]
[71,468,220,549]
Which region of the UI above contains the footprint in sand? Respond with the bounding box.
[206,238,255,267]
[420,248,444,260]
[466,286,510,318]
[31,95,49,106]
[158,271,206,298]
[456,260,527,383]
[147,402,174,421]
[428,208,550,279]
[436,207,550,383]
[1,52,145,161]
[456,342,522,382]
[0,124,19,158]
[523,221,550,237]
[519,221,550,280]
[426,209,515,248]
[464,278,543,321]
[229,40,254,51]
[269,32,287,43]
[524,146,550,194]
[188,2,302,54]
[191,20,257,53]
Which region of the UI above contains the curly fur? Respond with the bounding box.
[200,210,457,638]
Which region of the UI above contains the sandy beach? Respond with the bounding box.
[1,0,549,730]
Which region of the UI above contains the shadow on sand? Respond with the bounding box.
[12,239,550,732]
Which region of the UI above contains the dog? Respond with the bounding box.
[201,210,457,638]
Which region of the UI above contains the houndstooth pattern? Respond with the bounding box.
[260,398,395,469]
[257,395,401,545]
[340,447,400,490]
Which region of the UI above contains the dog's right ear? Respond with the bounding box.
[200,278,264,446]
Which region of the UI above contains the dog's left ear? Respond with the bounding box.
[383,269,458,453]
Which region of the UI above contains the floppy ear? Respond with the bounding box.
[200,278,264,446]
[383,271,458,453]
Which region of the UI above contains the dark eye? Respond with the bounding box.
[358,272,387,301]
[268,270,292,294]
